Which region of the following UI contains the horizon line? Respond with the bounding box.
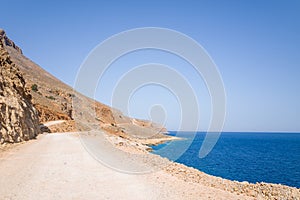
[168,130,300,134]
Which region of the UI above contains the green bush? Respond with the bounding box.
[31,84,38,92]
[46,96,56,100]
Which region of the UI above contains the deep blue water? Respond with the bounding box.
[152,132,300,188]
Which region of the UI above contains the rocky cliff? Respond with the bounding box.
[0,30,40,144]
[0,29,22,54]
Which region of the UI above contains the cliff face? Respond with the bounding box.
[0,30,40,144]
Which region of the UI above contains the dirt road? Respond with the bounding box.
[0,132,252,200]
[43,120,66,127]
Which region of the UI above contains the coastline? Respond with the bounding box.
[106,132,300,199]
[135,135,183,146]
[1,132,299,199]
[0,132,255,200]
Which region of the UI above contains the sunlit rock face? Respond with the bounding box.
[0,30,40,144]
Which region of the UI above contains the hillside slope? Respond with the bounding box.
[1,29,167,142]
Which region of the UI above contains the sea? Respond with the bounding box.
[151,132,300,188]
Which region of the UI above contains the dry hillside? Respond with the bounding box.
[1,29,168,142]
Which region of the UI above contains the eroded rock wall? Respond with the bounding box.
[0,31,40,144]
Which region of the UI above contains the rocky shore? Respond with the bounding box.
[106,133,300,200]
[165,162,300,200]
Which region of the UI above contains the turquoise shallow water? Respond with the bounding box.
[151,132,300,188]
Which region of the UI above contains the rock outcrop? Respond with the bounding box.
[0,30,40,144]
[0,29,22,54]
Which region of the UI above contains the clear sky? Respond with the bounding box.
[1,0,300,132]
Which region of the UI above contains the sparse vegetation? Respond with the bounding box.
[46,96,56,100]
[31,84,38,92]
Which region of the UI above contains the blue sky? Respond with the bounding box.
[1,0,300,132]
